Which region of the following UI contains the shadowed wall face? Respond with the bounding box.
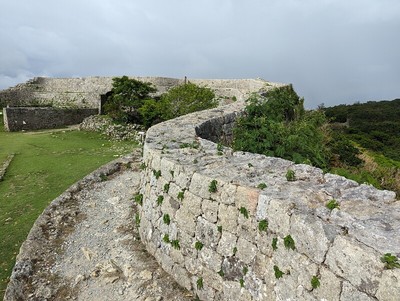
[3,107,98,131]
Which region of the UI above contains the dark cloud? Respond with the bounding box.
[1,0,399,108]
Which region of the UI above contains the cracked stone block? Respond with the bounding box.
[312,266,342,301]
[236,237,257,265]
[340,281,375,301]
[176,206,196,237]
[199,247,222,272]
[160,157,176,182]
[193,277,216,301]
[262,196,292,236]
[172,264,192,291]
[376,269,400,301]
[214,181,237,205]
[325,236,382,296]
[202,198,219,223]
[182,191,202,216]
[235,186,259,216]
[218,203,238,233]
[189,172,213,199]
[290,213,330,263]
[202,267,224,291]
[217,231,238,257]
[195,217,221,250]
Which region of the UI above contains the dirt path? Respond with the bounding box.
[4,153,193,301]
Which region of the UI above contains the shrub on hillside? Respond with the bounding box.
[233,86,331,169]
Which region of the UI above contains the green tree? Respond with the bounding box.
[103,76,157,123]
[159,82,217,120]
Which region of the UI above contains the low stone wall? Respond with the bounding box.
[139,100,400,299]
[3,107,98,131]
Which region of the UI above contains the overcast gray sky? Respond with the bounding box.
[0,0,399,108]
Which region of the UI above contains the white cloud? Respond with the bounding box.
[0,0,399,107]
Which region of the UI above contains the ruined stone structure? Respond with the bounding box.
[139,89,400,300]
[0,76,273,131]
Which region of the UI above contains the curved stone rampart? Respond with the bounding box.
[139,91,400,300]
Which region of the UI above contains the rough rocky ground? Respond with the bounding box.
[4,151,193,301]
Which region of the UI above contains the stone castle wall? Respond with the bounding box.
[0,76,273,109]
[1,76,275,132]
[3,107,98,131]
[139,91,400,300]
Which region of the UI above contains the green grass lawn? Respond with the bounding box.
[0,115,138,298]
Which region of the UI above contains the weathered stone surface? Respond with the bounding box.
[195,217,221,250]
[218,204,238,233]
[199,247,222,273]
[217,231,238,257]
[176,206,196,237]
[202,198,219,223]
[236,237,257,265]
[340,281,375,301]
[326,236,383,295]
[376,269,400,301]
[312,266,342,301]
[290,213,330,263]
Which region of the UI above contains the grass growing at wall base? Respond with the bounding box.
[0,116,136,298]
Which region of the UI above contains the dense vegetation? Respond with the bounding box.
[324,99,400,195]
[232,85,359,170]
[0,116,136,298]
[324,99,400,161]
[104,76,217,128]
[233,86,399,196]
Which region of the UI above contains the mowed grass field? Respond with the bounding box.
[0,115,137,298]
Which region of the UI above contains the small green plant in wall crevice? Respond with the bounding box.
[196,277,203,290]
[239,278,245,287]
[195,241,204,251]
[286,169,296,181]
[156,195,164,206]
[171,239,180,250]
[258,219,268,232]
[209,179,218,193]
[163,183,170,193]
[257,183,267,189]
[284,235,296,250]
[163,214,171,225]
[326,199,340,210]
[381,253,400,269]
[135,213,140,226]
[99,173,108,181]
[134,194,143,206]
[272,237,278,251]
[233,247,238,255]
[177,191,184,201]
[274,265,285,279]
[153,169,161,179]
[311,275,320,289]
[163,234,170,243]
[239,207,249,219]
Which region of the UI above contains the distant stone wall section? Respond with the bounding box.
[0,76,276,109]
[3,107,98,131]
[139,92,400,300]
